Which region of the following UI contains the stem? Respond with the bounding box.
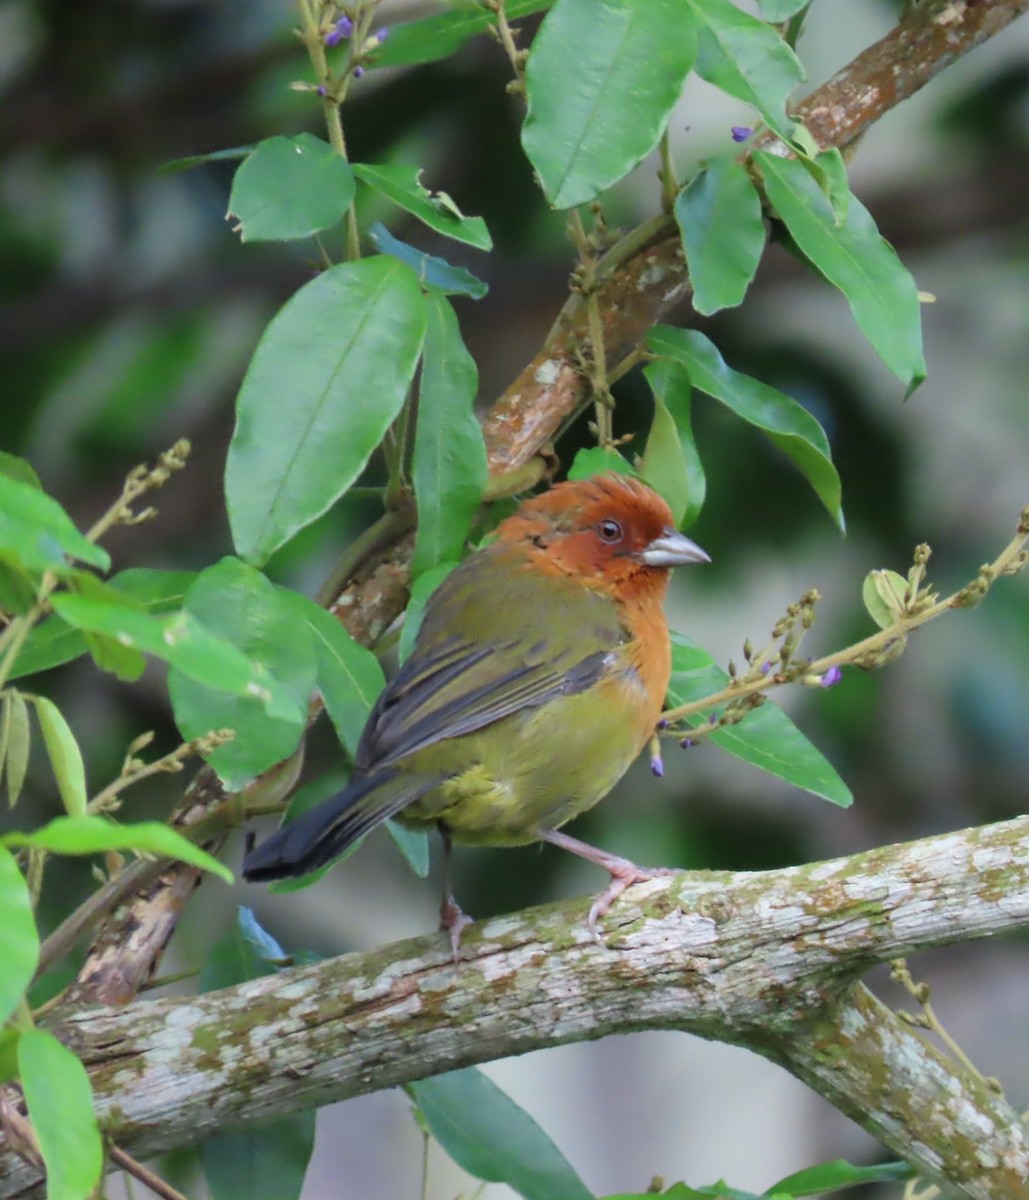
[658,127,678,211]
[108,1146,195,1200]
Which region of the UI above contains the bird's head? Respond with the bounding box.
[494,473,709,603]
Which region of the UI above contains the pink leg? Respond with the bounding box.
[539,828,675,942]
[438,824,472,962]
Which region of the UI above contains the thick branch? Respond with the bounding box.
[5,816,1029,1198]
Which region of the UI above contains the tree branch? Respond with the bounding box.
[5,816,1029,1197]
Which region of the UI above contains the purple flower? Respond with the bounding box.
[650,749,664,778]
[375,25,390,42]
[760,661,773,676]
[352,65,364,78]
[731,126,753,143]
[680,737,694,750]
[820,665,843,688]
[325,14,353,45]
[316,85,327,97]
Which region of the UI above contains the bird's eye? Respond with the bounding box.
[597,519,623,543]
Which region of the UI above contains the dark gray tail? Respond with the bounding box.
[242,769,442,882]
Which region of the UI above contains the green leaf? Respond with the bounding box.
[648,326,843,531]
[168,560,315,791]
[386,820,430,878]
[0,845,38,1026]
[566,447,636,481]
[278,591,386,760]
[767,1158,914,1195]
[161,144,254,173]
[758,0,809,18]
[353,163,492,250]
[198,914,317,1200]
[375,0,552,69]
[0,475,109,575]
[522,0,697,209]
[667,634,852,806]
[755,151,926,390]
[399,562,459,664]
[675,158,765,314]
[227,134,355,243]
[0,557,39,615]
[18,1029,103,1200]
[638,394,690,526]
[10,568,196,681]
[0,452,41,489]
[226,256,427,565]
[3,690,30,806]
[82,629,147,681]
[31,695,88,817]
[3,815,233,882]
[412,294,488,577]
[686,0,804,139]
[369,223,489,299]
[50,586,298,722]
[644,360,705,529]
[410,1067,593,1200]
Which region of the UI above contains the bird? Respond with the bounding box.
[243,472,709,954]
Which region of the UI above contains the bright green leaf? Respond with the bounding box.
[228,134,355,243]
[82,630,147,681]
[168,560,315,791]
[226,257,427,565]
[862,569,909,630]
[755,151,926,389]
[767,1158,914,1195]
[410,1067,593,1200]
[4,815,233,882]
[375,0,552,69]
[0,475,109,575]
[667,634,852,806]
[567,447,636,481]
[0,846,38,1026]
[10,568,196,681]
[522,0,697,209]
[413,294,488,577]
[18,1029,103,1200]
[369,223,489,298]
[638,394,690,526]
[0,452,41,489]
[278,591,386,760]
[31,695,87,817]
[3,690,30,807]
[399,562,458,663]
[644,360,705,529]
[648,326,843,530]
[675,158,765,314]
[687,0,804,139]
[353,163,491,250]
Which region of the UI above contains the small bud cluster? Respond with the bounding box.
[317,5,390,91]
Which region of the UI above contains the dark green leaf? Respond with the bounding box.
[32,696,87,817]
[386,820,430,878]
[644,360,705,529]
[3,816,234,881]
[0,557,39,615]
[410,1067,593,1200]
[167,560,315,790]
[10,568,196,681]
[687,0,804,139]
[228,134,355,243]
[648,326,843,530]
[160,145,254,173]
[0,452,41,489]
[522,0,697,209]
[3,690,30,807]
[413,294,487,577]
[375,0,552,69]
[755,151,926,389]
[675,158,765,314]
[767,1158,914,1195]
[18,1029,103,1200]
[399,562,459,663]
[82,629,147,681]
[0,845,38,1026]
[226,257,427,565]
[567,447,636,481]
[369,223,489,298]
[353,163,492,250]
[278,591,385,759]
[0,475,109,575]
[667,634,852,806]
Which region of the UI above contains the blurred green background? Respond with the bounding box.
[3,0,1028,1196]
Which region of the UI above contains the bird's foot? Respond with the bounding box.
[440,895,474,963]
[586,862,676,943]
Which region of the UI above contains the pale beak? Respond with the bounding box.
[639,527,710,567]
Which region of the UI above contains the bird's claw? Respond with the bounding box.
[440,895,474,963]
[587,864,676,944]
